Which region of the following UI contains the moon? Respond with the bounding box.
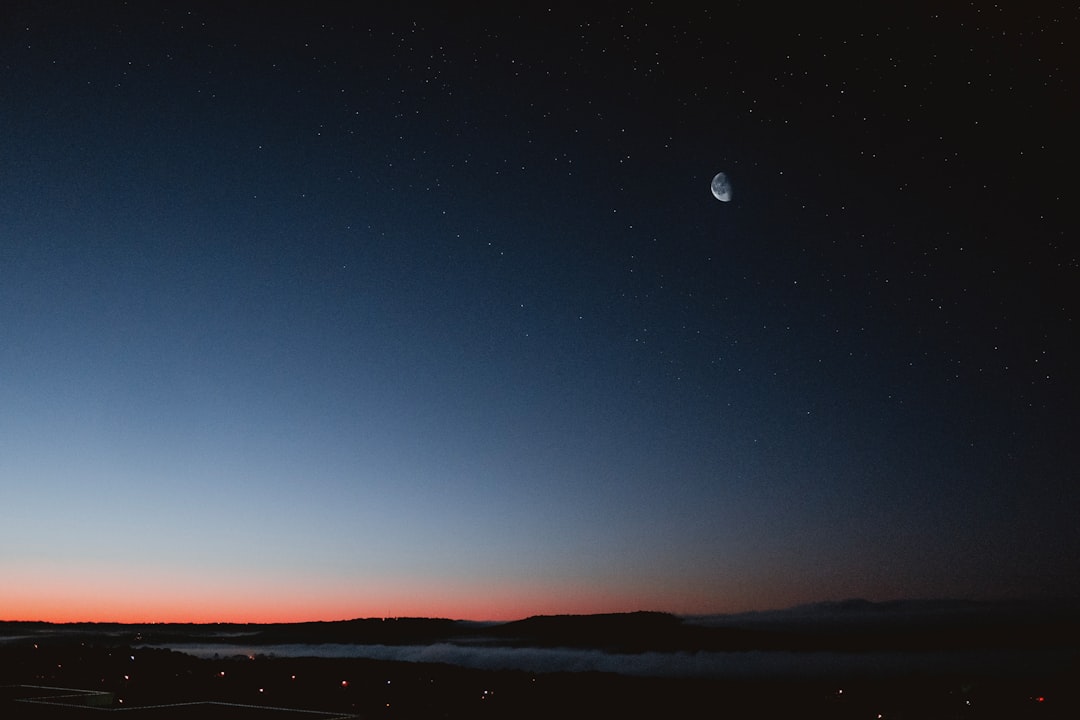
[710,172,732,202]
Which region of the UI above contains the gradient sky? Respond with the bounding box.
[2,3,1077,623]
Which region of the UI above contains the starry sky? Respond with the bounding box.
[1,2,1077,623]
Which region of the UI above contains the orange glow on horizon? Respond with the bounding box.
[0,564,761,624]
[0,582,743,624]
[1,595,675,624]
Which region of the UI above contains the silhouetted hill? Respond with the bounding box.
[488,611,685,651]
[689,598,1080,651]
[4,598,1078,655]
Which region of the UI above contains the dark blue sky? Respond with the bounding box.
[1,2,1076,621]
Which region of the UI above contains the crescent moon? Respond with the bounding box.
[711,172,732,202]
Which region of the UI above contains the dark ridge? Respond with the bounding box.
[484,611,770,653]
[4,598,1079,654]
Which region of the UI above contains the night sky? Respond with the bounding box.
[2,2,1077,623]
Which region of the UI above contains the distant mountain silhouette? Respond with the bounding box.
[685,597,1080,651]
[487,611,687,652]
[4,598,1078,654]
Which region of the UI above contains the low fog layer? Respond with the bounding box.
[148,641,1071,679]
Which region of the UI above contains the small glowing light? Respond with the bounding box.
[123,675,129,681]
[341,681,348,688]
[259,688,264,693]
[1036,696,1045,703]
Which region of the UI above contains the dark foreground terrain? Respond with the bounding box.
[2,603,1078,719]
[1,642,1074,720]
[2,641,1076,719]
